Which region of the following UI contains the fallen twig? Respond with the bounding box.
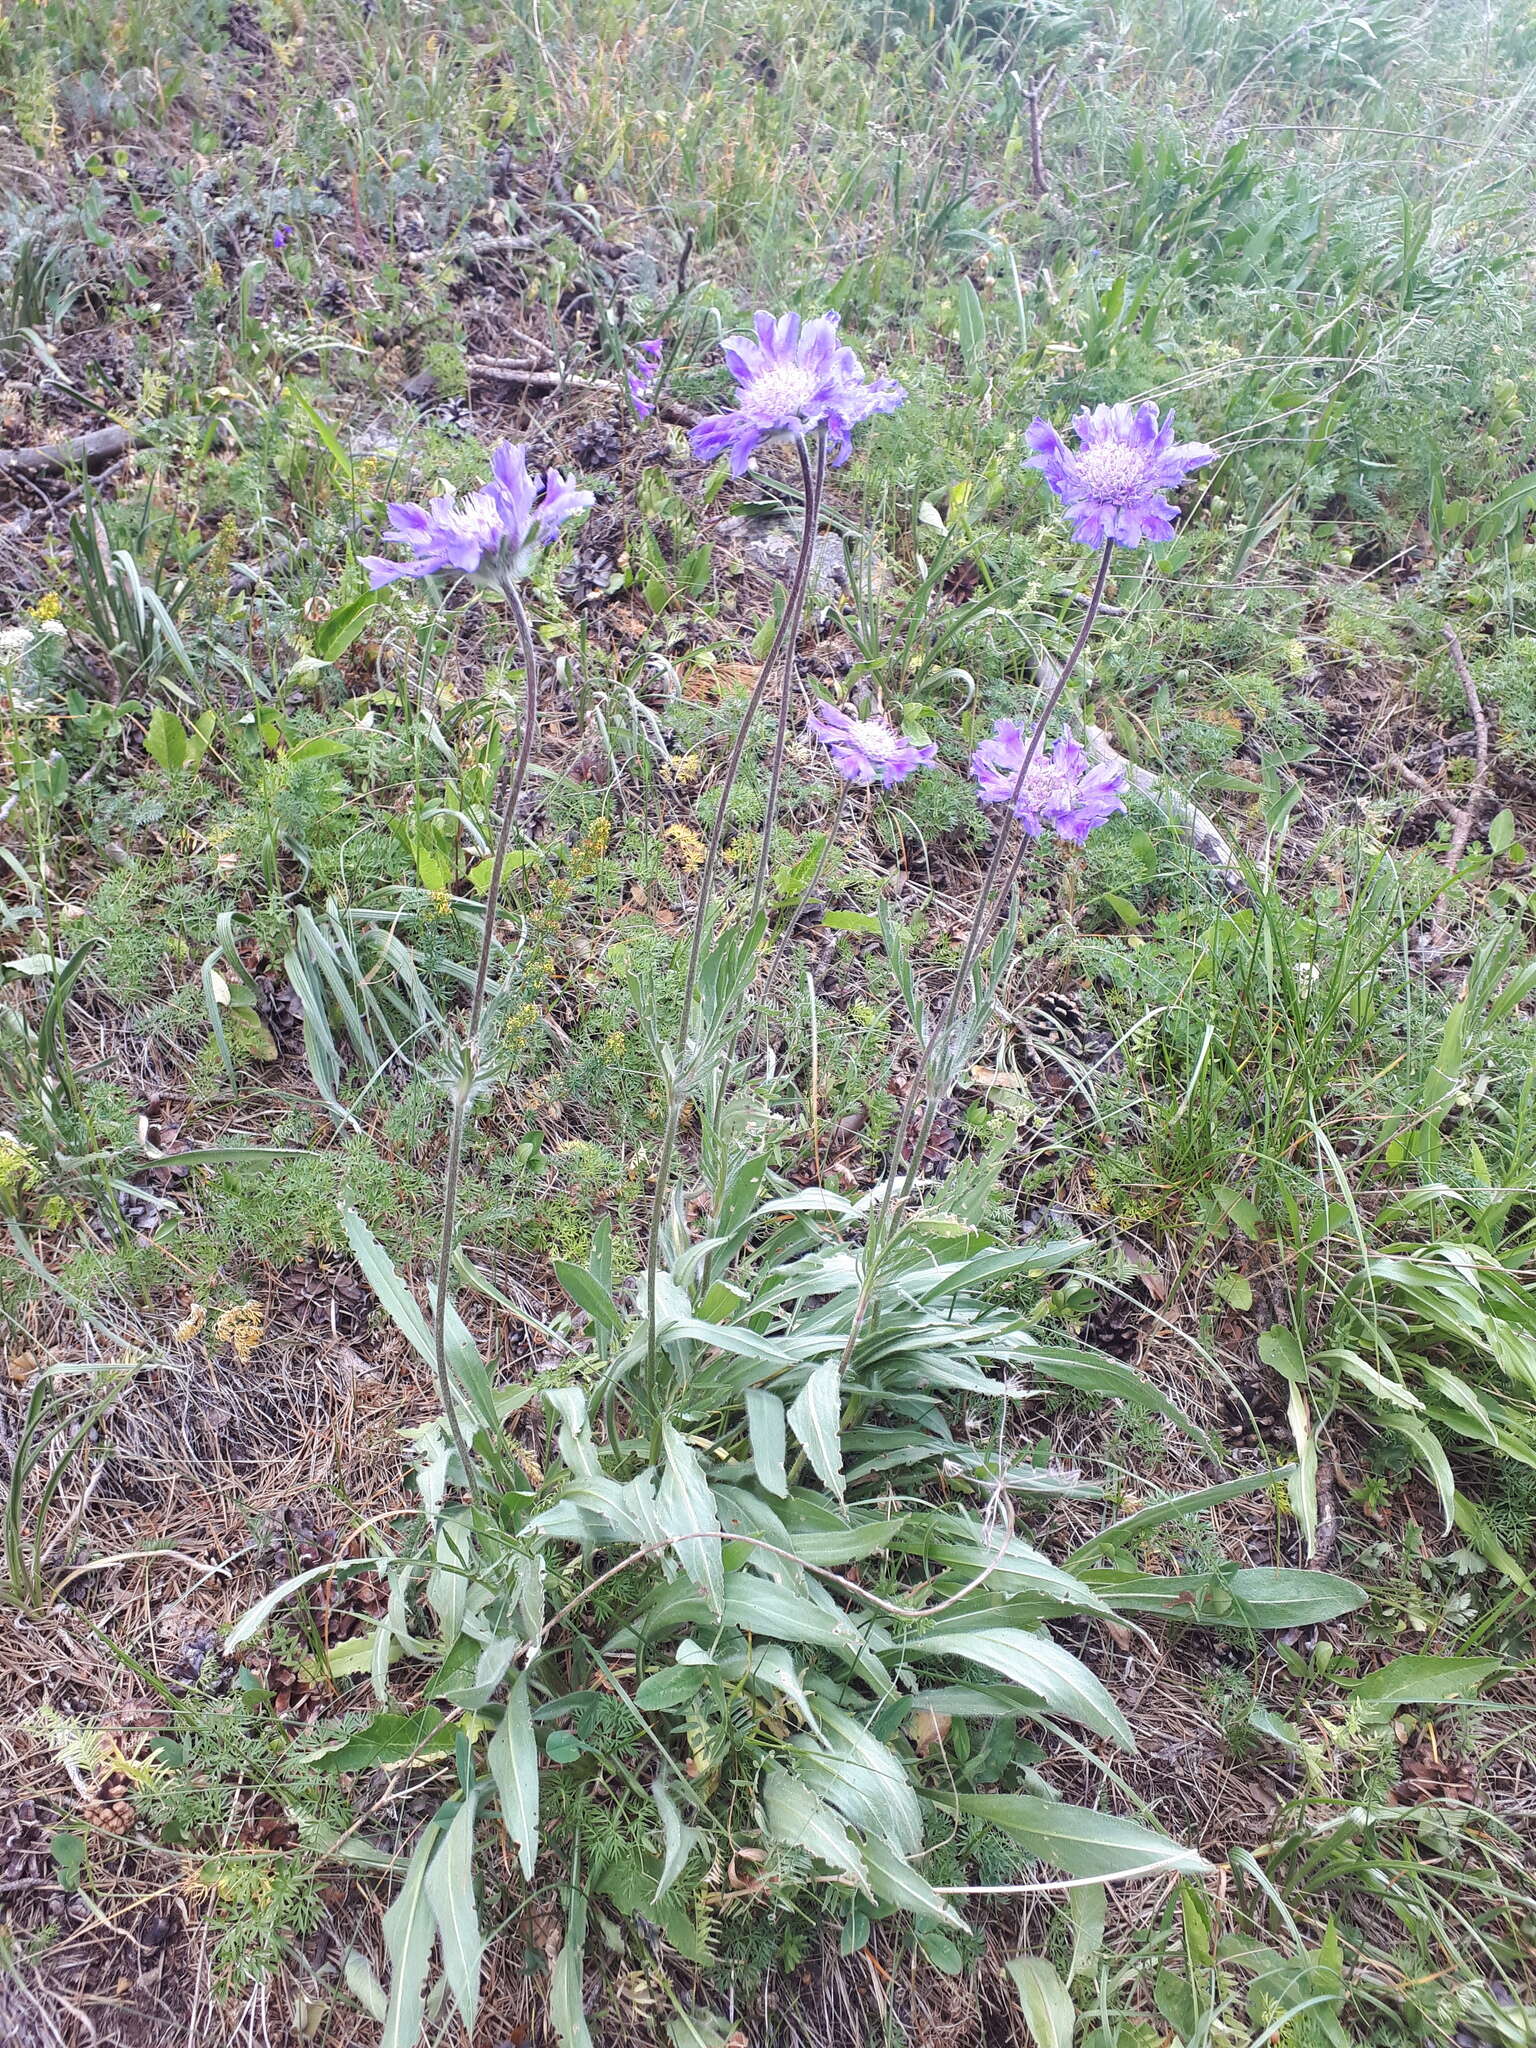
[467,354,700,427]
[0,425,132,476]
[1440,624,1491,874]
[1081,723,1249,899]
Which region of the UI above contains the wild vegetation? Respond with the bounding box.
[2,2,1535,2045]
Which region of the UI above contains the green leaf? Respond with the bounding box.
[1210,1184,1262,1239]
[305,1708,450,1772]
[549,1886,593,2048]
[955,275,988,374]
[859,1831,968,1929]
[651,1774,700,1901]
[787,1359,845,1500]
[951,1794,1207,1879]
[1210,1269,1253,1311]
[425,1793,483,2036]
[554,1259,622,1337]
[488,1675,540,1881]
[1350,1654,1502,1705]
[634,1662,710,1710]
[745,1388,788,1496]
[380,1825,438,2048]
[762,1765,868,1886]
[145,704,188,773]
[1068,1470,1291,1566]
[1489,807,1516,855]
[315,589,384,662]
[1005,1957,1075,2048]
[1257,1324,1308,1382]
[226,1556,381,1649]
[912,1626,1132,1748]
[822,910,883,934]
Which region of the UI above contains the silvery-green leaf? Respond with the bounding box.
[952,1793,1207,1878]
[745,1388,788,1496]
[549,1890,593,2048]
[793,1699,922,1857]
[651,1775,700,1901]
[380,1824,438,2048]
[660,1424,724,1615]
[859,1831,967,1930]
[1005,1957,1075,2048]
[488,1676,539,1881]
[787,1359,844,1500]
[762,1766,867,1887]
[910,1627,1133,1749]
[425,1792,483,2035]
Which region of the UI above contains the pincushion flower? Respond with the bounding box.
[808,702,937,788]
[1025,401,1214,548]
[361,441,593,589]
[971,724,1127,845]
[690,310,905,475]
[628,337,664,419]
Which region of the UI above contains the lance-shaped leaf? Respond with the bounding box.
[762,1766,868,1888]
[859,1831,968,1930]
[950,1794,1207,1879]
[909,1626,1133,1749]
[787,1358,845,1499]
[488,1676,539,1881]
[425,1792,484,2037]
[659,1424,725,1615]
[380,1824,438,2048]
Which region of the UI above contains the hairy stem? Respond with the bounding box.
[751,431,828,919]
[849,540,1116,1345]
[430,575,542,1499]
[644,428,826,1362]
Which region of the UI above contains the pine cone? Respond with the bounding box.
[1082,1277,1152,1361]
[1220,1375,1289,1447]
[1390,1728,1476,1806]
[570,415,623,471]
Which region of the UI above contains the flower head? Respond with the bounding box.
[360,441,593,590]
[690,311,904,476]
[272,223,292,251]
[1025,401,1214,549]
[808,702,936,788]
[971,724,1127,845]
[628,337,664,419]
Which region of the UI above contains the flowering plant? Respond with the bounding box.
[361,442,592,590]
[808,702,936,787]
[1025,400,1214,549]
[971,723,1127,843]
[690,310,904,475]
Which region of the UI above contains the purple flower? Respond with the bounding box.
[628,337,664,419]
[1025,401,1214,548]
[808,702,937,788]
[359,441,594,590]
[971,724,1127,845]
[690,311,904,476]
[273,224,292,251]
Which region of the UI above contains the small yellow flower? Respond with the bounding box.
[29,592,62,622]
[665,823,707,873]
[427,888,453,918]
[213,1302,265,1363]
[173,1302,207,1344]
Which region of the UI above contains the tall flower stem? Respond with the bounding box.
[752,432,829,919]
[851,541,1115,1332]
[644,428,827,1364]
[431,576,542,1499]
[755,775,848,1039]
